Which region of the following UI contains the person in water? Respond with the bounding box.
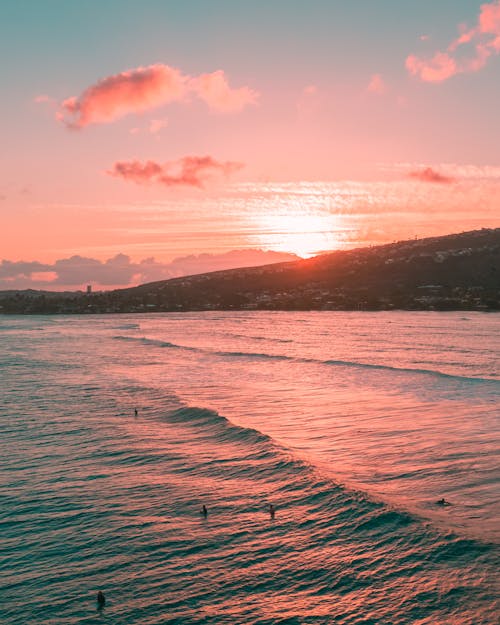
[97,591,106,608]
[134,408,138,417]
[436,498,450,506]
[201,505,208,517]
[269,504,275,519]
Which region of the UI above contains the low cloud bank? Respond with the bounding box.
[0,249,299,291]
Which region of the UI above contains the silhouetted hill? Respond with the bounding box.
[1,229,499,313]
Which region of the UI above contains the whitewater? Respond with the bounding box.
[1,311,498,624]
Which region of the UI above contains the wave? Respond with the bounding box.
[218,350,290,361]
[113,323,140,330]
[113,335,197,351]
[157,402,496,558]
[164,406,273,446]
[322,359,499,385]
[225,332,293,343]
[113,334,499,385]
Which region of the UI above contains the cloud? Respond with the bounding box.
[57,64,258,128]
[406,52,457,83]
[0,259,52,279]
[53,254,134,285]
[296,84,322,119]
[0,249,299,290]
[107,155,244,187]
[190,70,258,112]
[406,0,500,82]
[382,161,500,181]
[59,64,186,128]
[408,167,456,184]
[367,73,386,94]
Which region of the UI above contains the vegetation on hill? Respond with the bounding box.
[1,229,498,314]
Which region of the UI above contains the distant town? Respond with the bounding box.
[1,228,499,314]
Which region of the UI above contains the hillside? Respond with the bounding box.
[1,228,499,314]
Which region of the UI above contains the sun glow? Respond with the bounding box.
[251,210,346,258]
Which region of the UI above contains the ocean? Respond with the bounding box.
[1,311,499,624]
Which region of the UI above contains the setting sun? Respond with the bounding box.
[251,209,345,258]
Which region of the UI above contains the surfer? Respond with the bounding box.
[269,504,275,519]
[201,504,208,518]
[134,408,138,417]
[97,591,106,609]
[436,498,450,506]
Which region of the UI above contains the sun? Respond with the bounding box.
[251,210,345,258]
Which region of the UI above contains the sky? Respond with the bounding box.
[1,0,499,290]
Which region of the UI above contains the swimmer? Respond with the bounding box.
[201,504,208,518]
[269,504,275,519]
[97,591,106,609]
[436,498,451,506]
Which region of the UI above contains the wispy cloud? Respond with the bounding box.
[296,84,321,118]
[406,52,457,83]
[408,167,456,184]
[107,156,244,187]
[367,73,386,94]
[384,162,500,181]
[57,64,258,128]
[406,0,500,82]
[190,70,258,112]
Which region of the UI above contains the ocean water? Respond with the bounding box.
[1,311,499,624]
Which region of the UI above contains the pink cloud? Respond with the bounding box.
[406,0,500,82]
[107,155,244,187]
[57,64,258,128]
[479,0,500,32]
[190,70,258,112]
[296,84,321,118]
[408,167,456,184]
[367,73,386,94]
[406,52,457,82]
[59,64,186,128]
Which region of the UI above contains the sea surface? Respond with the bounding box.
[1,311,499,624]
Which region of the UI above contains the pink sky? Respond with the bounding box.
[1,1,499,290]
